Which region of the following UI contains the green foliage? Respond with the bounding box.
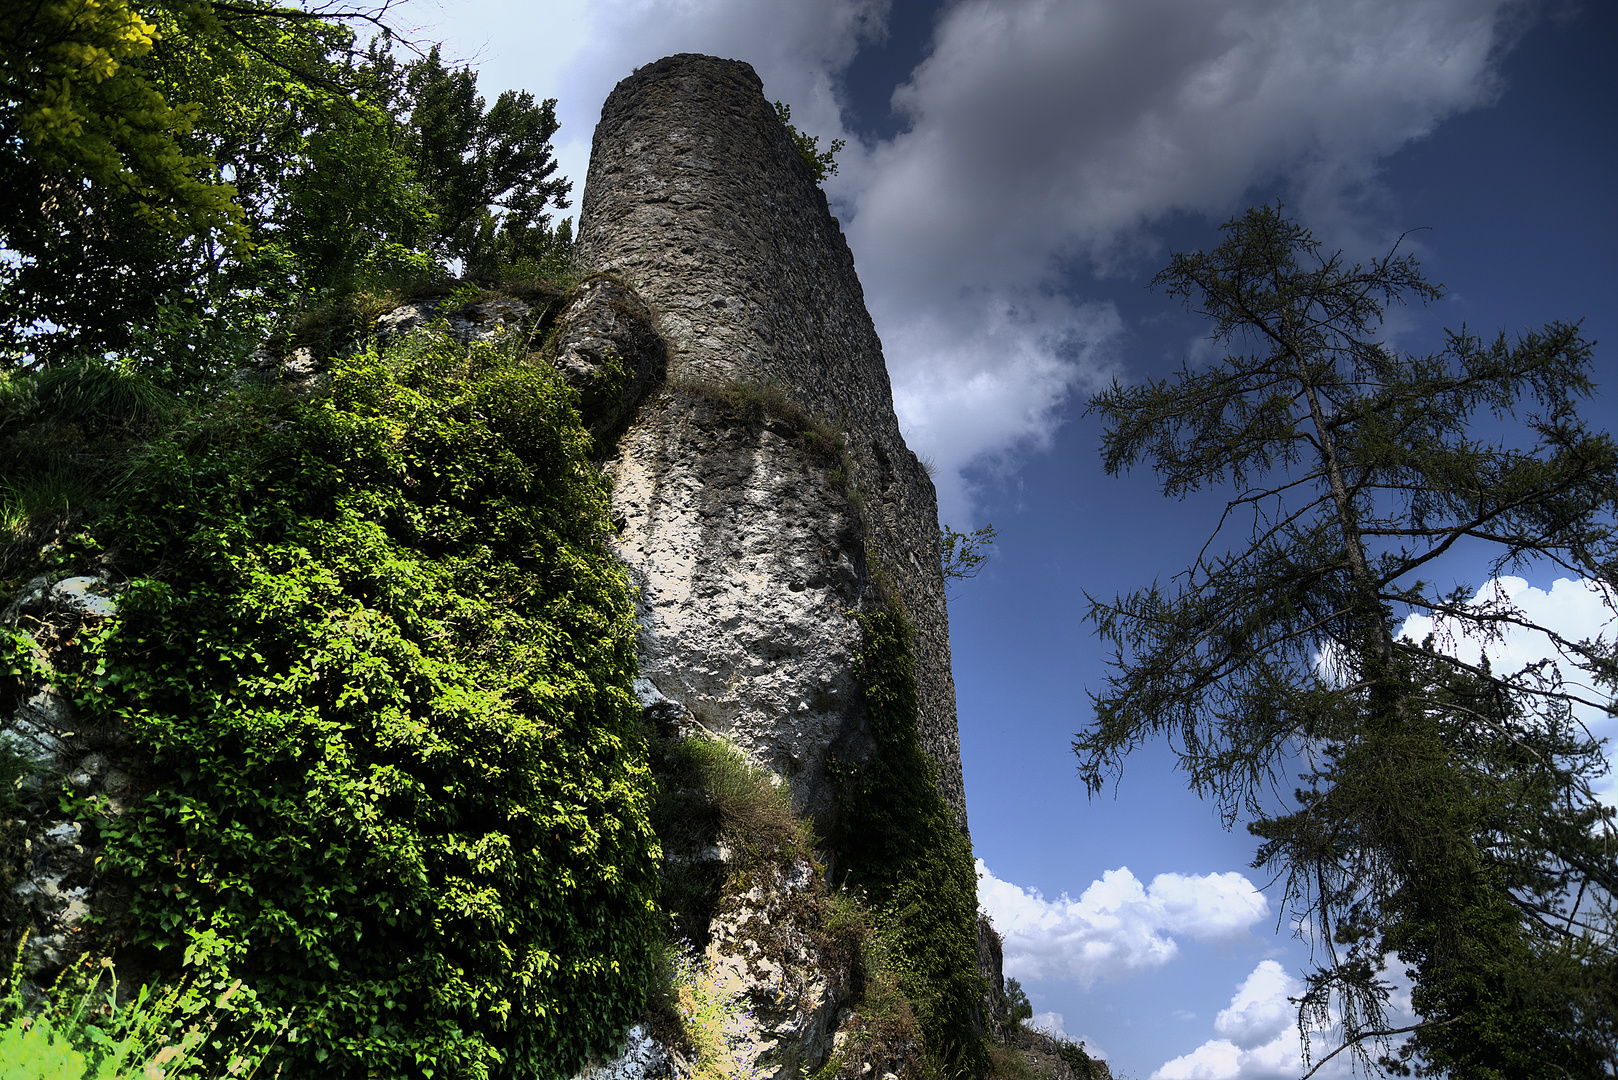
[1,7,573,375]
[1079,204,1618,1074]
[46,332,661,1078]
[831,605,989,1078]
[772,101,844,184]
[809,898,925,1080]
[0,1,370,369]
[389,45,572,280]
[940,524,996,583]
[1052,1037,1099,1079]
[0,0,246,245]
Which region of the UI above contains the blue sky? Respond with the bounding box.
[406,3,1617,1076]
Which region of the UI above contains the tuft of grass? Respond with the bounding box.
[4,362,176,436]
[670,376,848,464]
[807,896,924,1080]
[651,730,814,948]
[0,937,291,1079]
[0,360,183,570]
[666,945,766,1080]
[0,470,99,543]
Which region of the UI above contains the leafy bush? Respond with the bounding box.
[772,102,845,183]
[61,332,660,1077]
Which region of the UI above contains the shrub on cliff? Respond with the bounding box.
[55,332,659,1078]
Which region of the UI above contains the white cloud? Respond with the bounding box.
[884,290,1124,514]
[1213,961,1300,1048]
[1153,961,1319,1080]
[1029,1011,1067,1040]
[977,860,1268,985]
[426,0,1522,519]
[1397,575,1615,691]
[1156,958,1422,1079]
[846,0,1515,518]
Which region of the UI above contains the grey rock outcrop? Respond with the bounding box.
[579,53,967,830]
[610,389,866,825]
[703,852,849,1074]
[373,294,534,346]
[551,276,668,439]
[1,570,137,986]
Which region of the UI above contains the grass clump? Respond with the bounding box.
[649,727,810,950]
[0,360,179,570]
[808,894,925,1080]
[0,938,288,1080]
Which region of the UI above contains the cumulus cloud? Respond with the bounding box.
[977,860,1268,985]
[1153,961,1324,1080]
[1213,961,1300,1048]
[1397,576,1615,691]
[433,0,1522,518]
[883,291,1124,511]
[1156,958,1425,1079]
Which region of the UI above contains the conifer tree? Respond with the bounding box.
[1078,205,1618,1075]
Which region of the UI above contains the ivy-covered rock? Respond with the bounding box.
[65,333,661,1078]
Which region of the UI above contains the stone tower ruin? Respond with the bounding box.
[575,53,968,833]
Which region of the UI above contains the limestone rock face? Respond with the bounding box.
[610,390,869,824]
[704,856,849,1075]
[579,52,967,828]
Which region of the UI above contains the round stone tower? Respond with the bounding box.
[577,53,968,829]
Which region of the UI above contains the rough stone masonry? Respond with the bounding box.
[577,53,969,833]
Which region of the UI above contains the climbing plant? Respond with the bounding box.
[65,332,660,1078]
[832,603,989,1078]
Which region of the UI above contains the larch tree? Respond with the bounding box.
[1078,205,1618,1077]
